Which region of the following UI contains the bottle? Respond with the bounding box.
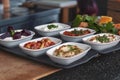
[77,0,98,16]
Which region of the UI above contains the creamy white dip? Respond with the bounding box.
[41,25,64,31]
[88,34,117,43]
[3,36,26,41]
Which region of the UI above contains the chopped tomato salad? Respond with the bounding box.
[24,38,55,49]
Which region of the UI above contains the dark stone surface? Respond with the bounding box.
[39,50,120,80]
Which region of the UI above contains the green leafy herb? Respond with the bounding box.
[72,14,118,34]
[72,14,97,27]
[47,24,58,29]
[99,22,118,34]
[72,29,83,35]
[96,35,109,43]
[67,45,76,51]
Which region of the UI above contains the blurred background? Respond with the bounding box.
[0,0,119,28]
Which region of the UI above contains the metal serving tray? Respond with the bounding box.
[0,44,98,69]
[0,36,120,68]
[98,42,120,54]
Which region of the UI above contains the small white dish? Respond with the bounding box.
[34,22,71,36]
[60,27,96,42]
[19,37,62,57]
[0,30,35,47]
[82,33,120,51]
[46,42,91,65]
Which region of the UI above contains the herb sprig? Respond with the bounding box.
[47,24,58,29]
[96,35,109,43]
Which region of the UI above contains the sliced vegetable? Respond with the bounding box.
[0,26,32,40]
[21,29,31,36]
[13,32,21,40]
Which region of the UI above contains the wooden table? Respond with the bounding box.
[0,50,61,80]
[107,0,120,23]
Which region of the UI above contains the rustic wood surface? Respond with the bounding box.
[107,0,120,23]
[0,50,61,80]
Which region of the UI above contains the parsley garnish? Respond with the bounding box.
[47,24,58,29]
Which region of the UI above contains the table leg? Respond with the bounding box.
[61,7,69,23]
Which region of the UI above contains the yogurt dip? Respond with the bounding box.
[41,24,64,32]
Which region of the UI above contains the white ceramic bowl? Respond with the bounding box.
[46,42,91,65]
[0,30,35,47]
[60,27,96,42]
[82,33,120,51]
[19,37,62,57]
[34,23,71,36]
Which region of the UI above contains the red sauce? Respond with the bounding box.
[63,29,91,36]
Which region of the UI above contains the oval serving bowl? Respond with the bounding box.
[0,30,35,47]
[19,37,62,57]
[82,33,120,51]
[34,22,71,36]
[60,27,96,42]
[46,42,91,65]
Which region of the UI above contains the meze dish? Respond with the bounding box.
[0,26,35,47]
[19,37,62,57]
[88,34,116,43]
[24,38,55,49]
[34,23,70,36]
[63,29,91,36]
[54,45,83,58]
[60,27,96,42]
[46,42,91,65]
[82,33,120,51]
[0,26,31,40]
